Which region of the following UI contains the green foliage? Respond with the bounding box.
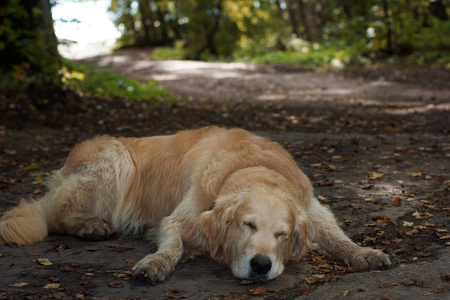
[109,0,450,67]
[151,40,185,60]
[62,60,174,102]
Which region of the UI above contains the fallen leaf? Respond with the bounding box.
[424,285,444,296]
[312,256,327,264]
[368,172,384,180]
[401,278,424,287]
[377,215,392,223]
[239,280,255,285]
[412,211,434,219]
[393,197,402,205]
[403,220,414,227]
[25,163,39,171]
[343,287,355,296]
[37,258,53,266]
[439,235,450,240]
[304,276,316,284]
[313,180,334,187]
[43,283,60,289]
[108,282,123,288]
[10,282,28,287]
[60,266,75,272]
[250,287,267,295]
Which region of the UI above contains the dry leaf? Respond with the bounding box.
[43,283,60,289]
[10,282,28,287]
[249,287,267,295]
[304,276,316,284]
[403,221,414,227]
[37,258,53,266]
[393,197,401,205]
[368,172,384,180]
[25,162,38,171]
[377,215,392,223]
[412,211,434,220]
[343,287,355,296]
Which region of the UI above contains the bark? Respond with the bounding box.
[381,0,393,54]
[298,0,313,42]
[37,0,59,57]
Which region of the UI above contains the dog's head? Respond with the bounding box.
[199,167,309,281]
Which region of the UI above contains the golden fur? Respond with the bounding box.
[0,127,390,281]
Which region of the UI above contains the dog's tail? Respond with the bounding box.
[0,198,48,246]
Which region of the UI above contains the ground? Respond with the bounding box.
[0,49,449,299]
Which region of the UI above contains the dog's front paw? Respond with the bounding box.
[346,247,391,271]
[132,253,175,282]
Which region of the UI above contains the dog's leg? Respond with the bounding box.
[48,175,111,241]
[132,216,183,281]
[306,198,391,270]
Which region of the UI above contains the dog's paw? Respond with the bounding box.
[76,218,111,241]
[346,247,391,271]
[132,253,175,282]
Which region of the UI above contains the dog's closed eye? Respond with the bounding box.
[243,221,257,231]
[275,231,287,239]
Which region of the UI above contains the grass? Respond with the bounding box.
[148,40,450,71]
[61,60,175,103]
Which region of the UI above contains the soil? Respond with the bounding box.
[1,48,449,299]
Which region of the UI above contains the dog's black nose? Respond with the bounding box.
[250,254,272,275]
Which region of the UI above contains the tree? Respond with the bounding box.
[0,0,61,92]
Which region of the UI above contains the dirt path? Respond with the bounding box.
[1,49,449,299]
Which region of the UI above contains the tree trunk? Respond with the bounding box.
[37,0,59,57]
[381,0,393,54]
[287,1,299,36]
[298,0,313,41]
[195,0,222,59]
[139,0,151,44]
[429,0,448,21]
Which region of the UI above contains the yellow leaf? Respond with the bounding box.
[37,258,52,266]
[25,162,38,171]
[368,172,384,180]
[403,221,414,227]
[304,276,316,284]
[412,211,434,220]
[412,172,422,177]
[43,283,60,289]
[10,282,28,287]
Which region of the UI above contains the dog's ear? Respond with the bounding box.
[290,212,309,261]
[199,203,237,264]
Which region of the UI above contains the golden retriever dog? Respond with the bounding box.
[0,127,390,281]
